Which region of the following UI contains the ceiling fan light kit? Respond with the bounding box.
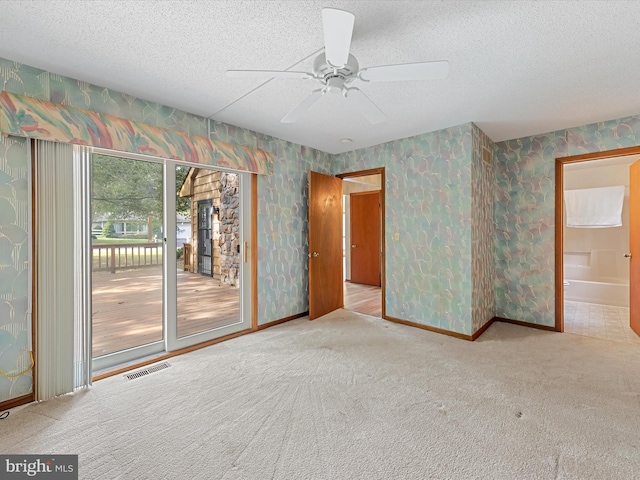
[226,7,449,125]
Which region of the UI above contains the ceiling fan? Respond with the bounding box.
[226,8,449,125]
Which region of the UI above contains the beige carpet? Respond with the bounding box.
[2,309,640,479]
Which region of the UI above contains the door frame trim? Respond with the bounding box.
[251,174,258,330]
[555,146,640,332]
[337,167,386,318]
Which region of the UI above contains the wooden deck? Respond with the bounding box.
[92,268,239,357]
[344,282,382,317]
[92,272,381,358]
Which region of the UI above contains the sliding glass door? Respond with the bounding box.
[91,154,165,370]
[90,151,251,371]
[165,164,249,351]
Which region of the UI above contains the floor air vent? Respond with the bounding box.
[124,362,170,380]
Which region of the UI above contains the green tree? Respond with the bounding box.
[102,221,116,238]
[175,165,191,216]
[92,154,163,220]
[92,155,191,220]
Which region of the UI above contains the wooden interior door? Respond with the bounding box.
[630,159,640,336]
[350,191,381,286]
[308,171,343,320]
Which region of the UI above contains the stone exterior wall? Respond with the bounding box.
[185,169,240,286]
[218,173,240,287]
[187,169,221,277]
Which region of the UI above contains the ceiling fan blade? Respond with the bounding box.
[344,87,386,125]
[226,69,313,79]
[281,89,324,123]
[322,8,355,68]
[359,61,449,82]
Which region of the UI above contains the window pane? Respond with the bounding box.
[91,154,164,358]
[176,167,240,338]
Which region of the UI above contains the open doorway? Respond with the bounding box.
[556,148,640,345]
[338,169,384,318]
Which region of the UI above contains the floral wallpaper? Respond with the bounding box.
[471,124,496,334]
[332,124,475,335]
[0,59,49,101]
[0,135,31,402]
[49,73,208,137]
[256,137,331,324]
[494,116,640,326]
[567,117,640,156]
[0,59,47,403]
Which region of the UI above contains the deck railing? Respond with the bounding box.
[92,243,163,273]
[183,243,192,271]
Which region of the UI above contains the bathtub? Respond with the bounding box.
[564,278,629,307]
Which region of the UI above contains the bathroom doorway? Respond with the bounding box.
[556,148,640,344]
[338,168,384,318]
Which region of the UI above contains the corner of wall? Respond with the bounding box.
[332,123,477,336]
[470,124,497,334]
[492,130,567,327]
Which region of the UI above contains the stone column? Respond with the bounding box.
[218,173,240,286]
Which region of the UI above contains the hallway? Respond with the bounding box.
[344,282,381,317]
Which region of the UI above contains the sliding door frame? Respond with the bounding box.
[90,148,253,369]
[164,162,253,351]
[90,150,166,371]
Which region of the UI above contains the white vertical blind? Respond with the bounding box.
[73,145,92,390]
[35,141,91,401]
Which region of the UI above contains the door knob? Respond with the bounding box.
[624,253,632,258]
[351,244,356,248]
[308,251,320,258]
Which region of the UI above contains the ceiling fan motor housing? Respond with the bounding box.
[314,53,359,93]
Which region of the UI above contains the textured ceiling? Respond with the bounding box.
[1,0,640,154]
